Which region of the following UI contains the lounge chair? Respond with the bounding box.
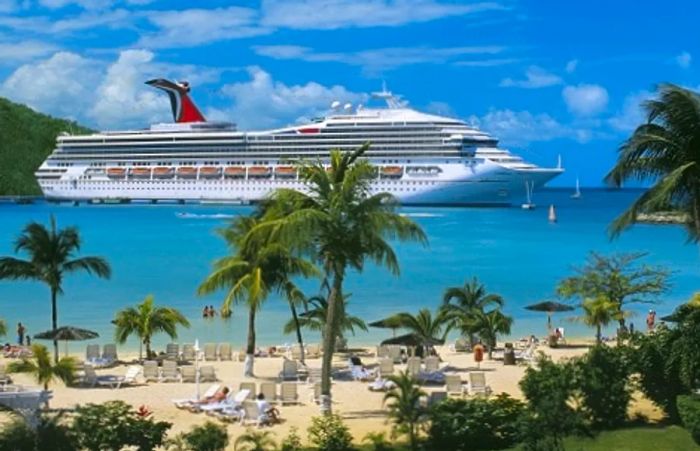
[335,336,348,352]
[379,358,394,377]
[86,344,99,361]
[143,360,159,382]
[180,365,196,383]
[181,343,195,362]
[166,343,179,361]
[160,360,179,382]
[306,344,320,359]
[0,363,12,385]
[468,372,492,396]
[199,365,217,382]
[260,382,277,403]
[172,383,221,409]
[376,345,390,359]
[450,338,470,353]
[112,366,141,389]
[84,365,139,389]
[445,374,466,396]
[237,347,246,362]
[240,400,261,426]
[239,382,256,400]
[280,382,299,405]
[102,344,118,362]
[388,346,403,364]
[428,391,447,407]
[307,367,323,385]
[515,345,536,363]
[279,359,299,381]
[218,343,232,361]
[199,388,250,413]
[203,343,217,361]
[424,356,440,373]
[406,357,421,377]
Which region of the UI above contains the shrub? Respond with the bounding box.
[307,414,354,451]
[362,432,392,451]
[0,413,77,451]
[678,395,700,445]
[233,428,277,451]
[0,417,36,451]
[182,421,229,451]
[427,394,526,450]
[72,400,171,451]
[280,426,303,451]
[572,345,632,429]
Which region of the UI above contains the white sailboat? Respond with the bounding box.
[548,204,557,223]
[571,177,582,199]
[521,180,536,210]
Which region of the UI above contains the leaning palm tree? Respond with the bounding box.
[466,308,513,359]
[8,344,76,405]
[252,144,427,413]
[442,277,504,347]
[606,84,700,240]
[0,216,111,362]
[234,428,277,451]
[572,297,629,345]
[113,295,190,361]
[198,214,317,377]
[283,294,367,344]
[383,371,427,451]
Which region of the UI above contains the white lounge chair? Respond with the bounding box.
[172,383,221,409]
[240,400,261,426]
[199,365,217,382]
[102,344,118,362]
[203,343,217,361]
[445,374,466,396]
[279,359,299,381]
[280,382,298,405]
[450,338,470,353]
[239,382,256,400]
[85,365,139,389]
[199,388,250,412]
[180,366,196,383]
[181,344,195,362]
[160,360,179,382]
[166,343,179,361]
[260,382,277,403]
[143,360,159,382]
[218,343,232,361]
[468,372,492,396]
[376,345,390,359]
[428,391,447,407]
[86,344,99,361]
[406,357,421,377]
[379,358,394,377]
[388,346,403,364]
[424,356,440,372]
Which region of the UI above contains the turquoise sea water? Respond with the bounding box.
[0,188,698,352]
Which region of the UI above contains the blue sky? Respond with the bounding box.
[0,0,697,186]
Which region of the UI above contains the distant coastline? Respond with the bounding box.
[637,211,689,225]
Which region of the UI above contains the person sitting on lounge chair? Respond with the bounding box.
[256,393,280,425]
[194,386,229,405]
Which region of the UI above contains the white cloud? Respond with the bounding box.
[0,8,131,33]
[454,58,518,67]
[0,0,18,13]
[253,44,505,71]
[0,40,57,63]
[38,0,114,8]
[499,66,562,88]
[218,66,365,129]
[139,7,269,48]
[675,51,691,69]
[562,83,609,117]
[469,109,571,146]
[260,0,504,29]
[565,59,578,73]
[608,90,653,132]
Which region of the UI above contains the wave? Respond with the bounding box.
[175,212,236,219]
[400,212,444,218]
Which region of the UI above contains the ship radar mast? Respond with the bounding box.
[371,81,407,109]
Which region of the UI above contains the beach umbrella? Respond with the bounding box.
[525,301,575,331]
[380,333,444,347]
[369,317,403,337]
[33,326,99,357]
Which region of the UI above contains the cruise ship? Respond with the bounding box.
[36,79,563,205]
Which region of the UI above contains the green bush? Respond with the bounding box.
[307,414,354,451]
[182,421,229,451]
[0,414,77,451]
[0,417,36,451]
[427,394,526,450]
[573,345,632,429]
[72,401,171,451]
[362,432,392,451]
[280,426,303,451]
[677,395,700,445]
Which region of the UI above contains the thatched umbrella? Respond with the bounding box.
[525,301,575,331]
[34,326,99,357]
[369,317,403,337]
[380,333,444,347]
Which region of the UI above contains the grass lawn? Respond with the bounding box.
[555,426,698,451]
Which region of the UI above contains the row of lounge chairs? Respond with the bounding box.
[86,344,118,367]
[173,381,300,410]
[142,360,217,383]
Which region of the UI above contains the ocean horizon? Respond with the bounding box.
[1,187,698,353]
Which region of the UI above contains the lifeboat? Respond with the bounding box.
[224,166,245,179]
[130,167,151,179]
[380,166,403,178]
[274,166,296,178]
[177,166,197,179]
[152,167,174,179]
[199,166,221,179]
[106,168,126,179]
[248,166,272,178]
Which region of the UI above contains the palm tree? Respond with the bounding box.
[253,144,427,413]
[442,277,504,346]
[8,344,76,403]
[0,216,111,362]
[113,295,190,361]
[198,214,317,377]
[234,429,277,451]
[382,308,451,356]
[606,84,700,240]
[383,371,427,451]
[467,308,513,359]
[0,318,6,338]
[573,297,629,344]
[283,294,367,343]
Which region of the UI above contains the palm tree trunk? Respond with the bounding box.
[51,286,59,363]
[244,308,256,377]
[320,267,343,415]
[289,302,305,364]
[596,324,602,345]
[145,337,151,359]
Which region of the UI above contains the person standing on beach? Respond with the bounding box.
[646,310,656,332]
[17,322,25,345]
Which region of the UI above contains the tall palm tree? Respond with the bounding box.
[383,371,427,451]
[251,144,427,413]
[8,344,76,404]
[382,308,451,355]
[442,277,504,346]
[113,295,190,361]
[572,297,629,345]
[283,294,367,341]
[0,216,111,362]
[198,215,317,377]
[467,308,513,359]
[606,84,700,240]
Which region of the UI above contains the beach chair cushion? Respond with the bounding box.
[280,382,298,404]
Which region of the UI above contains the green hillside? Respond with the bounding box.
[0,97,92,195]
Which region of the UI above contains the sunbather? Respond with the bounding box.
[194,386,229,405]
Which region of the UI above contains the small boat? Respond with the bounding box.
[106,168,126,179]
[274,166,296,178]
[224,166,245,179]
[380,166,403,178]
[521,180,536,210]
[199,166,221,179]
[130,167,151,179]
[248,166,272,178]
[177,166,197,179]
[152,167,174,179]
[548,204,557,223]
[571,177,582,199]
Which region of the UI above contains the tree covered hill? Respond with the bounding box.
[0,97,92,196]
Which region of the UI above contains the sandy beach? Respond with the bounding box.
[0,341,665,449]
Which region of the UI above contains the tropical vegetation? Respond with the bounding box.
[307,414,354,451]
[283,294,367,344]
[7,344,76,395]
[383,371,427,451]
[442,277,504,347]
[379,307,450,356]
[234,429,277,451]
[0,216,111,362]
[572,297,629,344]
[113,294,190,361]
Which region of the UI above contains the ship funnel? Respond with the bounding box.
[146,78,206,123]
